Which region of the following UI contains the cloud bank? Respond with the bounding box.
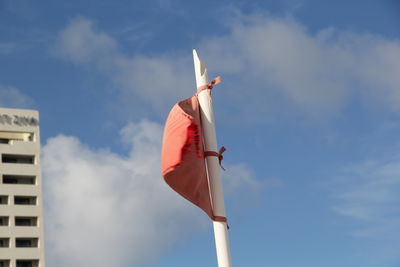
[43,120,258,266]
[333,158,400,240]
[0,85,35,109]
[54,17,193,112]
[43,120,192,266]
[54,14,400,120]
[201,14,400,119]
[331,153,400,263]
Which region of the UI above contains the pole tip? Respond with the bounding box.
[193,49,206,77]
[193,49,199,62]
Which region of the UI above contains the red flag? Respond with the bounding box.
[161,94,215,220]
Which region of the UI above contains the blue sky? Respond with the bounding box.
[1,0,400,266]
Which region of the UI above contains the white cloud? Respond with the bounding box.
[53,14,400,122]
[201,14,400,117]
[43,120,259,266]
[327,148,400,265]
[0,85,35,108]
[54,17,193,113]
[54,17,118,65]
[43,120,198,266]
[113,55,193,110]
[222,163,259,195]
[332,157,400,243]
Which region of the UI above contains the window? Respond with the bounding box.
[15,238,38,248]
[2,175,36,185]
[0,260,10,267]
[0,217,9,226]
[15,217,37,227]
[16,260,38,267]
[14,196,37,205]
[0,196,7,205]
[0,131,33,144]
[1,154,34,164]
[0,238,9,248]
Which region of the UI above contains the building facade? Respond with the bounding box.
[0,108,45,267]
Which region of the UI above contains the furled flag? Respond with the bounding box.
[161,78,226,222]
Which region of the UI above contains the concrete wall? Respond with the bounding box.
[0,107,45,267]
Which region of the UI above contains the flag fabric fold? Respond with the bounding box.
[161,94,215,220]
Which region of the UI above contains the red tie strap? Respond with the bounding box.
[205,146,228,227]
[204,146,228,225]
[213,215,227,222]
[213,215,229,229]
[204,146,227,170]
[197,76,222,93]
[197,76,228,226]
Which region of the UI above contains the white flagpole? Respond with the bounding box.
[193,49,232,267]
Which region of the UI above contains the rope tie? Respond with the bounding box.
[197,76,222,94]
[204,146,227,170]
[197,75,228,228]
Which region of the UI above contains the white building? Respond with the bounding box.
[0,108,45,267]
